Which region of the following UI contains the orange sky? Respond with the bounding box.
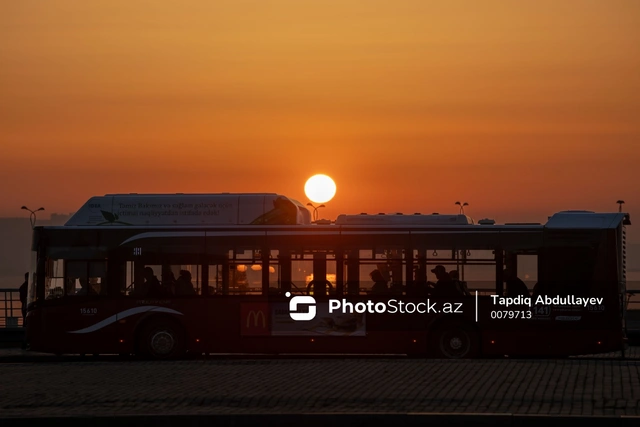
[1,1,639,238]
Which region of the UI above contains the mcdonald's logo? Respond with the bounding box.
[240,303,270,335]
[246,310,266,328]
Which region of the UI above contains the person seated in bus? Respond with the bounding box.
[410,266,429,297]
[503,268,529,297]
[162,270,176,295]
[174,270,196,296]
[389,281,405,295]
[134,266,165,298]
[428,265,464,298]
[449,270,470,296]
[369,269,389,295]
[76,277,97,296]
[89,277,104,295]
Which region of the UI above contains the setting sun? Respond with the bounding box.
[304,174,337,204]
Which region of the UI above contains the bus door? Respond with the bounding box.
[534,234,613,353]
[41,258,117,354]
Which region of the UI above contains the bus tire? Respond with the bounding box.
[429,322,479,359]
[138,318,185,360]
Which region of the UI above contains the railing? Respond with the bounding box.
[0,288,24,328]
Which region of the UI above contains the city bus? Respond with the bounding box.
[25,193,631,359]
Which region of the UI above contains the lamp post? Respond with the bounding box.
[455,201,469,215]
[21,206,44,229]
[617,200,625,213]
[306,203,325,222]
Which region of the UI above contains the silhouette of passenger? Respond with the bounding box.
[449,270,470,296]
[369,269,389,295]
[429,265,462,297]
[143,267,165,298]
[19,273,28,324]
[162,270,176,295]
[174,270,196,296]
[504,268,529,297]
[389,281,405,295]
[76,277,97,296]
[411,266,430,297]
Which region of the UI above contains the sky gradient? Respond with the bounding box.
[2,1,639,239]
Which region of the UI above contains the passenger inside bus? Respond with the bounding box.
[369,269,389,294]
[174,270,196,296]
[132,267,165,298]
[162,270,176,294]
[411,266,430,297]
[76,278,97,296]
[389,281,405,295]
[428,265,464,297]
[449,270,470,296]
[503,268,530,297]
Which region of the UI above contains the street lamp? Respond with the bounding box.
[616,200,625,213]
[455,201,469,214]
[306,203,325,222]
[21,206,44,229]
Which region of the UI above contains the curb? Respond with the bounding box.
[1,413,639,426]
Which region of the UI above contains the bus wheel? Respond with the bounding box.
[139,319,185,360]
[430,323,479,359]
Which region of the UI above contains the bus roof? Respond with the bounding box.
[335,213,474,225]
[546,211,630,229]
[62,193,631,230]
[65,193,312,226]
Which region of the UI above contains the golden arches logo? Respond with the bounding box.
[246,310,266,328]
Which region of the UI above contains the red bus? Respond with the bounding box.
[25,193,631,359]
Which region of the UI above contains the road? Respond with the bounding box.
[1,349,640,422]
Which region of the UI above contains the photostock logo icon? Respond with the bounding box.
[285,292,316,321]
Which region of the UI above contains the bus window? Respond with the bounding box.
[156,264,202,296]
[43,260,107,298]
[304,252,337,297]
[173,265,201,296]
[66,261,85,295]
[232,249,283,296]
[88,261,106,295]
[460,265,496,295]
[348,247,407,296]
[411,248,470,297]
[125,261,134,295]
[208,264,224,295]
[290,253,314,295]
[122,261,201,297]
[385,249,405,295]
[267,250,281,295]
[157,264,201,297]
[444,249,496,296]
[222,263,262,295]
[44,258,64,299]
[208,248,265,296]
[517,254,538,290]
[124,263,162,297]
[277,250,339,296]
[357,249,374,295]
